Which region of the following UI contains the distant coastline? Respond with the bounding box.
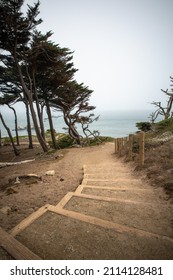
[0,109,153,138]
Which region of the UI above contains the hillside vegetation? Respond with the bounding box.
[133,118,173,202]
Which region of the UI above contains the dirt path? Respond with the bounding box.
[0,142,173,259]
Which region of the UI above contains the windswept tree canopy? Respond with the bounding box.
[0,0,97,152]
[0,0,42,54]
[0,0,52,151]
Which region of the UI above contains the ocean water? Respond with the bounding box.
[89,110,152,137]
[0,109,153,138]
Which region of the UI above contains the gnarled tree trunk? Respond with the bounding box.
[0,112,20,156]
[7,104,20,146]
[14,55,49,152]
[24,99,33,149]
[45,98,57,149]
[63,113,81,145]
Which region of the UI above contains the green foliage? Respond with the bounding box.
[154,118,173,132]
[3,137,11,144]
[82,136,114,146]
[56,134,74,149]
[100,136,114,141]
[45,129,56,135]
[136,122,152,132]
[0,0,97,152]
[52,134,113,149]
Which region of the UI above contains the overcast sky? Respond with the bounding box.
[11,0,173,111]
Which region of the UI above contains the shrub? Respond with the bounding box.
[82,136,114,146]
[136,122,152,132]
[45,129,56,135]
[154,118,173,132]
[56,134,74,149]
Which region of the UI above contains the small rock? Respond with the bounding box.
[27,173,41,178]
[60,178,64,182]
[55,154,64,159]
[0,206,11,215]
[14,177,20,184]
[72,144,81,148]
[59,154,64,157]
[45,170,55,176]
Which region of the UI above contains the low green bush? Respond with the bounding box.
[56,134,74,149]
[136,122,152,132]
[82,136,114,146]
[154,118,173,132]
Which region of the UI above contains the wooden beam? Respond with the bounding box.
[10,204,50,236]
[75,185,84,194]
[115,138,118,153]
[0,227,41,260]
[70,192,149,205]
[55,192,73,208]
[47,207,173,242]
[83,178,141,182]
[82,179,88,184]
[84,172,131,178]
[139,132,145,166]
[128,134,133,161]
[80,185,154,192]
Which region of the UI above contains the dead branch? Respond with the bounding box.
[0,159,35,168]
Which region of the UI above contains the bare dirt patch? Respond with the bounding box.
[0,143,115,231]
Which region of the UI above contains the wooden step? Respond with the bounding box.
[56,191,151,206]
[10,204,50,237]
[14,209,173,260]
[0,227,41,260]
[84,173,132,179]
[48,205,173,242]
[61,193,173,238]
[82,178,149,189]
[76,184,154,192]
[75,185,159,203]
[83,167,131,174]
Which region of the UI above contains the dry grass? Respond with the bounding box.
[127,137,173,202]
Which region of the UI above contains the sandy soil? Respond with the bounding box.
[0,141,173,260]
[1,142,130,231]
[0,143,112,232]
